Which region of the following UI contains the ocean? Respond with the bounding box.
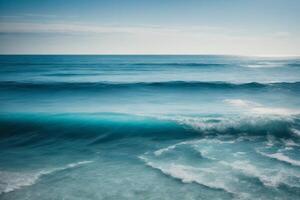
[0,55,300,200]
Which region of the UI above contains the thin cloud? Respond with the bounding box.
[0,14,75,20]
[0,22,233,39]
[0,22,183,35]
[23,13,58,18]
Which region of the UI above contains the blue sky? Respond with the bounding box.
[0,0,299,55]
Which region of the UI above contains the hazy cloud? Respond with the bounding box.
[0,22,184,35]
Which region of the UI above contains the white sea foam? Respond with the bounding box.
[154,145,178,156]
[169,116,237,133]
[66,160,93,168]
[155,113,296,139]
[154,139,235,161]
[153,139,210,157]
[0,171,40,194]
[150,114,227,131]
[265,135,277,147]
[139,156,257,199]
[291,128,300,137]
[196,138,236,144]
[233,152,246,157]
[222,160,286,187]
[153,141,193,156]
[140,157,236,195]
[0,160,93,194]
[281,139,300,147]
[257,151,300,167]
[144,111,296,139]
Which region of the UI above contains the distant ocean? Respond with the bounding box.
[0,55,300,200]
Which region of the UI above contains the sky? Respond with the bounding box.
[0,0,299,55]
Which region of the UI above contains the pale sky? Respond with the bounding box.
[0,0,299,55]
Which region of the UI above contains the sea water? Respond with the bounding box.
[0,55,300,199]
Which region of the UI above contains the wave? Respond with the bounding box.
[155,114,300,138]
[4,60,300,70]
[44,72,103,77]
[131,63,226,67]
[1,113,299,143]
[1,80,299,91]
[0,62,225,67]
[0,160,93,194]
[257,151,300,167]
[288,63,300,67]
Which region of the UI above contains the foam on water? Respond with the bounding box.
[257,151,300,167]
[0,160,93,194]
[291,128,300,137]
[0,55,300,200]
[221,160,299,188]
[139,133,300,199]
[140,156,239,196]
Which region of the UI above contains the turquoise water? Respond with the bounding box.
[0,55,300,199]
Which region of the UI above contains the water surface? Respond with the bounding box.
[0,55,300,200]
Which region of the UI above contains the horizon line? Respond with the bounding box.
[0,53,300,58]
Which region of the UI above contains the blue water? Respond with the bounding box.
[0,55,300,200]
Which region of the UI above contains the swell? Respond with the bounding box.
[43,72,104,77]
[131,63,226,67]
[0,62,225,67]
[0,113,195,146]
[0,113,299,147]
[1,81,299,91]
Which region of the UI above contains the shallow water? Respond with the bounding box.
[0,55,300,199]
